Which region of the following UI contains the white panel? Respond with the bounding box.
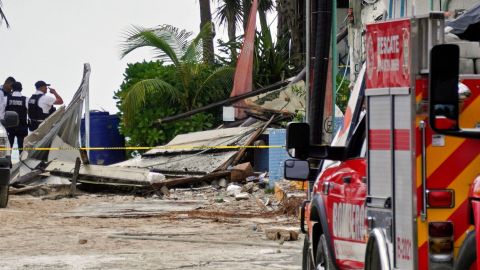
[394,96,411,129]
[369,96,391,129]
[369,150,392,197]
[334,240,366,262]
[393,95,415,269]
[394,151,415,268]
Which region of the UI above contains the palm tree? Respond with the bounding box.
[120,24,234,126]
[258,0,274,32]
[199,0,215,64]
[0,1,9,28]
[215,0,243,59]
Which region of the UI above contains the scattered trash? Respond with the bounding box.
[242,182,255,193]
[218,178,228,188]
[226,184,242,197]
[235,192,250,201]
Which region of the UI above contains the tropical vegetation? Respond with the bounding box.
[115,0,348,149]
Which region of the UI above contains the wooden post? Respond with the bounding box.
[79,149,89,165]
[70,157,81,196]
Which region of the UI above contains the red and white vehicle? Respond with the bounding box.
[285,12,480,270]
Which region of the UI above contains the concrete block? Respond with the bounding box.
[230,162,254,182]
[455,42,480,59]
[460,58,475,74]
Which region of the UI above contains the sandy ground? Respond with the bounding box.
[0,187,303,270]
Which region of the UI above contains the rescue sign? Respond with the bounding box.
[366,19,411,89]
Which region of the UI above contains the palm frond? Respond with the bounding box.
[183,22,213,63]
[121,25,193,66]
[0,1,9,28]
[194,66,235,104]
[258,0,275,12]
[122,78,180,126]
[214,0,243,29]
[152,25,192,56]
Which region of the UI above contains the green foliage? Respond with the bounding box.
[114,61,225,149]
[335,73,351,113]
[119,24,233,126]
[217,28,292,89]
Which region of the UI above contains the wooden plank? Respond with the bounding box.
[46,160,157,187]
[70,158,81,196]
[152,171,230,188]
[230,115,275,166]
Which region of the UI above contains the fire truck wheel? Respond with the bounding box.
[315,234,335,270]
[455,231,476,270]
[0,184,9,208]
[302,236,315,270]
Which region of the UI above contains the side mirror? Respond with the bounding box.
[429,44,460,132]
[429,44,480,138]
[284,159,309,181]
[1,111,19,128]
[286,122,310,159]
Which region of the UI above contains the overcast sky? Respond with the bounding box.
[0,1,222,113]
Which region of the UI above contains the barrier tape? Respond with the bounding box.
[0,145,286,151]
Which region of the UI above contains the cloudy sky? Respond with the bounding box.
[0,1,224,113]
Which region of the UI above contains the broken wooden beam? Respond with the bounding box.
[157,80,292,124]
[152,171,230,188]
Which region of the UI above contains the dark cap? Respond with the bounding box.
[35,80,50,89]
[12,82,22,91]
[5,77,15,84]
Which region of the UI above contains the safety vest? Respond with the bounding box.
[28,94,55,122]
[6,93,27,129]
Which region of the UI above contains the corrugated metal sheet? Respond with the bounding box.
[114,125,264,177]
[142,125,260,156]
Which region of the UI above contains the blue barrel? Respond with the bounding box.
[80,111,126,165]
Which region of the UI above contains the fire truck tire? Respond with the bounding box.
[315,234,336,270]
[455,230,476,270]
[0,184,9,208]
[365,241,382,270]
[302,236,315,270]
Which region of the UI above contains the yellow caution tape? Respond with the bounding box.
[0,145,286,151]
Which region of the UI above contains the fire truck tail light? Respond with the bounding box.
[427,190,454,208]
[429,222,453,237]
[429,222,454,263]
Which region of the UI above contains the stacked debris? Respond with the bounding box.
[10,65,312,197]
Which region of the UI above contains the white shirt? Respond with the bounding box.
[0,85,7,120]
[31,90,57,114]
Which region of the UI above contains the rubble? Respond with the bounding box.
[265,227,300,241]
[235,193,250,200]
[226,184,242,197]
[231,162,255,182]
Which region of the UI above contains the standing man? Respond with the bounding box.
[6,82,28,153]
[0,77,15,120]
[28,81,63,131]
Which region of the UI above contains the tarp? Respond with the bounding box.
[447,3,480,41]
[230,0,258,118]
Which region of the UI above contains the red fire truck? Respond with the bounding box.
[285,13,480,270]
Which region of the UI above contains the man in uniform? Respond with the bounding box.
[0,77,15,120]
[28,80,63,131]
[6,82,28,153]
